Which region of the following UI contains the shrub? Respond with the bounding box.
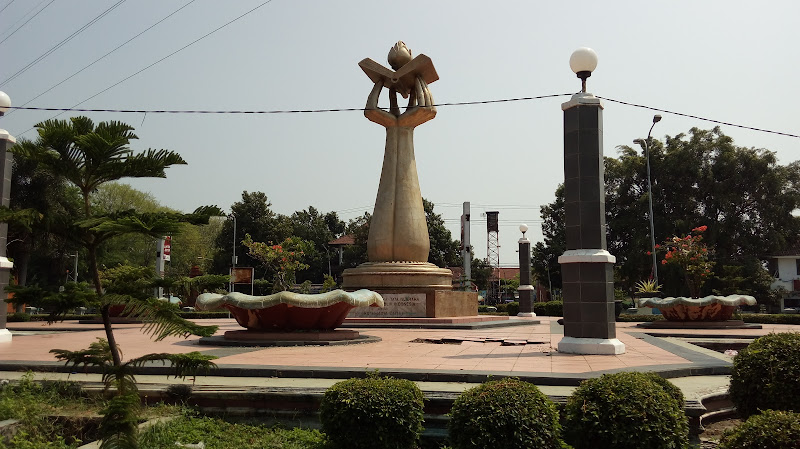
[534,300,564,316]
[719,409,800,449]
[740,313,800,325]
[448,378,561,449]
[506,301,520,316]
[6,312,32,322]
[320,374,424,449]
[562,372,688,449]
[729,332,800,417]
[495,303,508,313]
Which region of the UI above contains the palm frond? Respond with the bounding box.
[50,338,114,373]
[125,352,217,379]
[0,206,43,230]
[125,297,218,341]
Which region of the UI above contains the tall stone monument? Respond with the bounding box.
[343,42,476,318]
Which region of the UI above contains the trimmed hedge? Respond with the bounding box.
[719,409,800,449]
[739,313,800,325]
[533,300,563,316]
[729,332,800,417]
[320,374,424,449]
[615,314,665,322]
[562,372,688,449]
[448,378,562,449]
[506,301,520,316]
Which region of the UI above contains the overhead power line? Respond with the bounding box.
[9,94,799,140]
[5,0,199,114]
[0,0,56,46]
[0,0,16,14]
[0,0,126,87]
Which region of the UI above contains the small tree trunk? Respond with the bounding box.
[87,243,122,368]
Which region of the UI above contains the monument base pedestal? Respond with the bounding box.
[343,262,477,318]
[558,337,626,355]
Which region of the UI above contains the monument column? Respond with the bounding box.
[0,90,14,343]
[557,48,624,355]
[517,224,535,316]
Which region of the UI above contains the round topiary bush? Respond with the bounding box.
[448,377,562,449]
[729,332,800,418]
[319,374,424,449]
[506,301,520,316]
[719,409,800,449]
[562,372,688,449]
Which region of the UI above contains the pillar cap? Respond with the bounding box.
[558,249,615,264]
[561,92,604,111]
[0,129,15,144]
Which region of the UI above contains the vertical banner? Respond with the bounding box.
[163,236,171,262]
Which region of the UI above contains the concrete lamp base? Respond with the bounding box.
[517,312,536,317]
[558,336,625,355]
[0,329,11,343]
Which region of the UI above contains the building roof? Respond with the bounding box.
[769,242,800,257]
[328,234,356,246]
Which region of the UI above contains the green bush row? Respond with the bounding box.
[320,372,688,449]
[616,313,800,324]
[533,300,563,316]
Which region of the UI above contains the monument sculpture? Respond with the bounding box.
[343,42,477,318]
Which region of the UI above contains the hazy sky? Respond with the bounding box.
[1,1,797,266]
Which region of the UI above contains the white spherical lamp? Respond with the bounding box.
[519,223,528,237]
[569,47,598,92]
[0,91,10,117]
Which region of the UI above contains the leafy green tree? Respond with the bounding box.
[289,206,345,282]
[470,258,493,291]
[10,117,218,448]
[423,198,461,268]
[342,212,370,268]
[532,184,564,292]
[242,234,312,292]
[211,191,292,278]
[537,127,800,298]
[6,143,80,294]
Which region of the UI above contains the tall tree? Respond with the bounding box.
[12,117,215,366]
[532,184,565,291]
[289,206,345,282]
[423,199,462,268]
[211,191,292,278]
[11,116,218,448]
[536,127,800,297]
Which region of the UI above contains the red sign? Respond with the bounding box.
[163,236,171,261]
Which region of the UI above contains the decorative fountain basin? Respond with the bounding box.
[196,289,383,331]
[638,295,756,321]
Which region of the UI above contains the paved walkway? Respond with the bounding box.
[1,317,796,397]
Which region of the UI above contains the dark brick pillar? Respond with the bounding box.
[0,132,14,342]
[517,238,534,315]
[557,94,624,354]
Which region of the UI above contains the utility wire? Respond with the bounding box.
[5,0,198,115]
[0,0,56,46]
[596,96,800,139]
[10,93,799,140]
[66,0,274,110]
[13,0,275,136]
[0,0,126,87]
[0,0,16,14]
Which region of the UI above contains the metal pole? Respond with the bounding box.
[644,138,658,286]
[230,214,236,293]
[462,202,471,290]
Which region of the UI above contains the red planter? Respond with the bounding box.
[223,302,358,331]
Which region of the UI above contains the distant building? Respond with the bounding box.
[766,244,800,311]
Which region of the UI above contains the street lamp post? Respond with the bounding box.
[517,224,535,317]
[0,90,14,343]
[557,48,625,355]
[634,115,662,286]
[230,214,237,293]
